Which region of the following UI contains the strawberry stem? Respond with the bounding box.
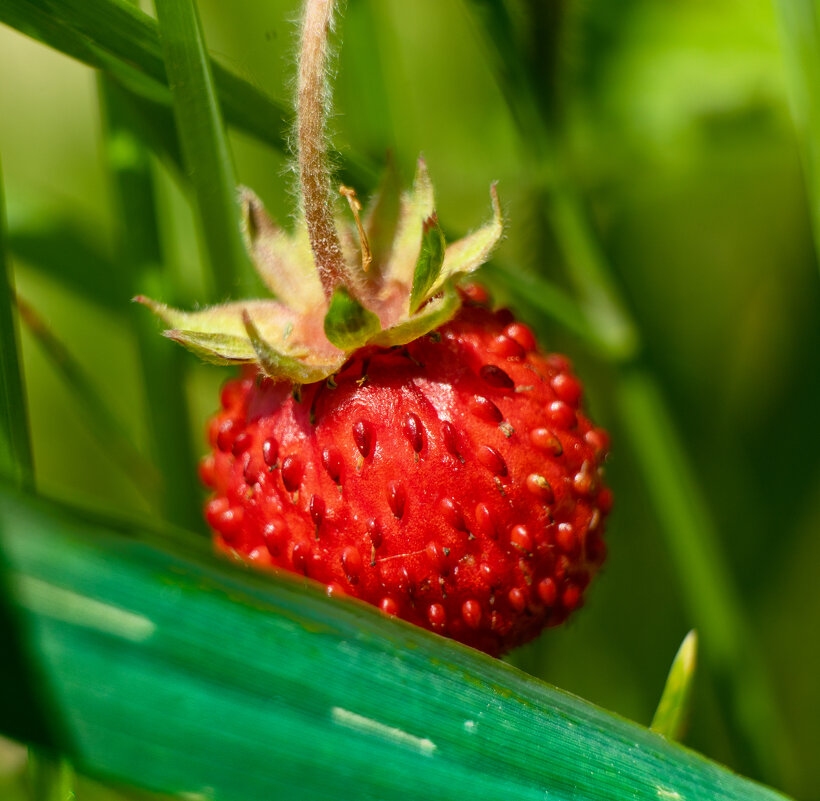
[298,0,347,299]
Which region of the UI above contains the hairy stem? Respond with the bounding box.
[298,0,346,298]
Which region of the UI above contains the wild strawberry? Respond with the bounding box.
[195,297,610,655]
[137,0,610,655]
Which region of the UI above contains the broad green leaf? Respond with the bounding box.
[154,0,252,299]
[651,630,698,740]
[409,216,446,313]
[0,158,33,490]
[323,286,382,351]
[0,482,792,801]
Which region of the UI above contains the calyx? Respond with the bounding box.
[138,158,503,384]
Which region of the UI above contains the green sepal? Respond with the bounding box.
[137,295,346,381]
[163,330,256,363]
[139,162,503,385]
[383,158,435,289]
[136,295,298,352]
[242,311,344,383]
[323,286,382,351]
[431,183,503,294]
[409,215,446,313]
[370,282,460,348]
[238,187,324,314]
[363,155,401,279]
[651,630,698,741]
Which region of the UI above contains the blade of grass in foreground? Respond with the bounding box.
[0,481,791,801]
[0,158,33,490]
[154,0,253,299]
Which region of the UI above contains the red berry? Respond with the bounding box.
[503,322,536,352]
[201,304,611,656]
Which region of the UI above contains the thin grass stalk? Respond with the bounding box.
[0,157,33,490]
[463,0,791,782]
[98,76,201,531]
[153,0,252,299]
[775,0,820,272]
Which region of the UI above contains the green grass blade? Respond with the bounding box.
[776,0,820,271]
[0,158,34,490]
[651,630,698,741]
[0,481,791,801]
[99,76,201,531]
[154,0,252,298]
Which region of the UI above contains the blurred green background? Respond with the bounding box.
[1,0,818,798]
